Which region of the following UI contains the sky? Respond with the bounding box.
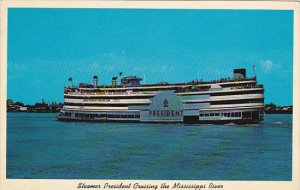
[7,9,293,105]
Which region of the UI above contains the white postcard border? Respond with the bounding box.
[0,1,299,190]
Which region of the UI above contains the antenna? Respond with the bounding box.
[252,65,256,78]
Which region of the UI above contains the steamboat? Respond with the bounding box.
[58,68,264,124]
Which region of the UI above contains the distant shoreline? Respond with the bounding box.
[265,110,292,114]
[7,111,60,113]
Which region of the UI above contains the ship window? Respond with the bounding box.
[243,112,251,118]
[215,113,220,116]
[231,113,234,117]
[75,113,79,117]
[204,113,209,117]
[210,113,214,116]
[210,98,264,105]
[200,114,204,117]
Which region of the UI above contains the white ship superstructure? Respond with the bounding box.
[58,68,264,124]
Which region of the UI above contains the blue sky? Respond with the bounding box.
[8,9,293,105]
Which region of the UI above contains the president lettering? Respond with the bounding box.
[149,110,183,116]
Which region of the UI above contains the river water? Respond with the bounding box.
[6,113,292,180]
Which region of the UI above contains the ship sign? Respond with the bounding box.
[163,99,169,107]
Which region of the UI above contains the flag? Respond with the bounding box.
[68,77,72,81]
[119,72,122,76]
[252,65,256,70]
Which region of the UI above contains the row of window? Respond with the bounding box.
[75,113,93,118]
[64,112,140,119]
[200,112,242,118]
[64,95,153,99]
[209,90,264,96]
[200,111,263,118]
[64,102,149,107]
[107,114,140,118]
[210,99,263,105]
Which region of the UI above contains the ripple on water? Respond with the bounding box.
[6,113,292,180]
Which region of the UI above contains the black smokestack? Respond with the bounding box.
[93,76,98,88]
[112,76,117,87]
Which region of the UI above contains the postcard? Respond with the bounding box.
[0,1,299,190]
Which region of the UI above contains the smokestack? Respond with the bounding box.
[233,68,246,80]
[112,77,117,88]
[93,76,98,88]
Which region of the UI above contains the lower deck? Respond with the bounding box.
[57,109,264,124]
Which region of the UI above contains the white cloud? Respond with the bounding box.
[259,60,277,73]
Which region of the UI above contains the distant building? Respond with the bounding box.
[7,99,13,105]
[264,103,292,114]
[7,99,18,112]
[19,106,28,112]
[6,99,62,113]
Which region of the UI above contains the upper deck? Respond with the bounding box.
[64,68,263,95]
[64,77,263,96]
